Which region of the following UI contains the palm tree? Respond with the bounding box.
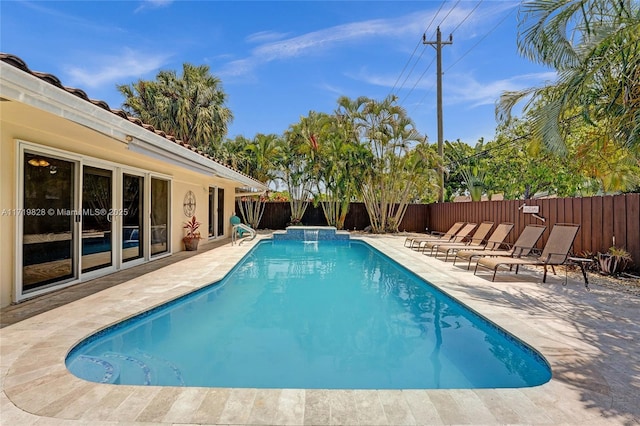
[445,140,489,201]
[281,112,329,225]
[217,135,253,173]
[315,114,370,229]
[338,95,430,233]
[233,133,284,228]
[497,0,640,154]
[245,133,284,183]
[118,63,233,151]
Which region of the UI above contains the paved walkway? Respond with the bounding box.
[1,237,230,328]
[1,234,639,425]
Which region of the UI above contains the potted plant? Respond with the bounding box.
[597,246,632,276]
[183,216,202,251]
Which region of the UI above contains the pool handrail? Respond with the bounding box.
[232,223,256,245]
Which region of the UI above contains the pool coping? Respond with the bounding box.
[1,234,638,425]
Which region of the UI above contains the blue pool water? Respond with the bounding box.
[66,239,551,389]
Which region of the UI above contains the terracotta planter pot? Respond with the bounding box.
[183,237,200,251]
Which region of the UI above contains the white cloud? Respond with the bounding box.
[445,71,558,107]
[317,82,348,98]
[245,31,290,44]
[217,8,439,78]
[134,0,173,13]
[308,2,517,91]
[253,19,393,61]
[21,1,127,33]
[65,49,170,88]
[347,67,434,91]
[219,58,258,78]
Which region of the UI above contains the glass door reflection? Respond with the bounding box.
[217,188,224,237]
[151,178,169,255]
[81,166,113,273]
[208,187,215,237]
[22,152,76,291]
[122,174,143,262]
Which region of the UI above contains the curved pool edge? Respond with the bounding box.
[1,233,625,425]
[357,238,553,383]
[66,237,550,389]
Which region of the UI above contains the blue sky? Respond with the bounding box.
[1,0,555,145]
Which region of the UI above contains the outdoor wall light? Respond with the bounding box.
[28,158,50,167]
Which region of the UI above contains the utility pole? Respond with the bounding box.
[423,27,452,203]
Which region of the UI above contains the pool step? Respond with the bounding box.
[273,226,350,241]
[68,351,184,386]
[103,350,185,386]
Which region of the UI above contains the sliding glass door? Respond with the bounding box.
[22,152,77,291]
[81,166,113,273]
[151,177,169,256]
[217,188,225,237]
[18,144,174,301]
[122,173,144,263]
[208,187,224,238]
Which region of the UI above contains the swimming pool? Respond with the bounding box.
[66,239,551,389]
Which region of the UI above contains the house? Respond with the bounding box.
[0,54,266,307]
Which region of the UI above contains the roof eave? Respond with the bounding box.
[0,61,267,191]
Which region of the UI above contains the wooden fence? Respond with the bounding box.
[237,202,429,232]
[427,194,640,269]
[239,194,639,268]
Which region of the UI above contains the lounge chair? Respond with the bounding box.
[230,215,246,237]
[474,223,580,282]
[453,224,545,270]
[435,222,514,261]
[405,221,465,249]
[419,222,477,254]
[425,221,494,258]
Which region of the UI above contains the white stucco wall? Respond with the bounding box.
[0,100,244,307]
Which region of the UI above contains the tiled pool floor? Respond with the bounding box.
[1,234,639,425]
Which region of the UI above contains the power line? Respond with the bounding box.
[395,49,432,100]
[445,7,515,72]
[445,113,584,167]
[449,0,483,35]
[436,0,462,29]
[388,0,447,97]
[400,56,436,106]
[409,79,437,115]
[389,44,423,97]
[403,0,483,109]
[444,134,529,168]
[409,6,514,114]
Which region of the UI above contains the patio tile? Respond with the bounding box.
[246,389,282,424]
[378,390,416,425]
[191,388,231,424]
[107,387,162,422]
[135,387,183,423]
[161,388,209,423]
[1,234,639,425]
[79,386,137,421]
[273,389,305,426]
[402,389,443,425]
[327,390,359,425]
[428,391,470,424]
[303,389,331,425]
[218,388,257,424]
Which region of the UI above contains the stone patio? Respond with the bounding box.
[1,233,638,425]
